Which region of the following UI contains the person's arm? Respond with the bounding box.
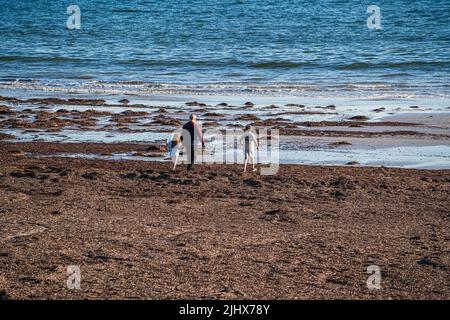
[252,133,259,149]
[196,123,205,147]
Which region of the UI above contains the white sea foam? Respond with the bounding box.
[1,79,450,100]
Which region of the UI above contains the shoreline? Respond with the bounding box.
[2,141,450,170]
[1,92,449,169]
[2,87,450,109]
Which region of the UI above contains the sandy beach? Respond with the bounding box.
[0,140,449,299]
[0,93,449,300]
[1,0,450,306]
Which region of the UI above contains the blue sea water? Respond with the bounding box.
[0,0,449,98]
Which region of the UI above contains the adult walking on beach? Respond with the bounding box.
[182,114,205,170]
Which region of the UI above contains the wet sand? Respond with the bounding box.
[1,94,449,168]
[0,141,449,300]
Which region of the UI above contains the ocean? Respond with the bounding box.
[0,0,449,99]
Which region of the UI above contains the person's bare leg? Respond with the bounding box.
[251,155,257,171]
[172,156,178,171]
[244,157,248,172]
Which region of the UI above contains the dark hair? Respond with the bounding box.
[244,124,251,131]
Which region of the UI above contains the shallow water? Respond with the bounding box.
[2,95,449,169]
[29,144,450,170]
[280,145,450,169]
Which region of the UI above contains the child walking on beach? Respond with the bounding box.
[167,134,183,171]
[240,125,259,172]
